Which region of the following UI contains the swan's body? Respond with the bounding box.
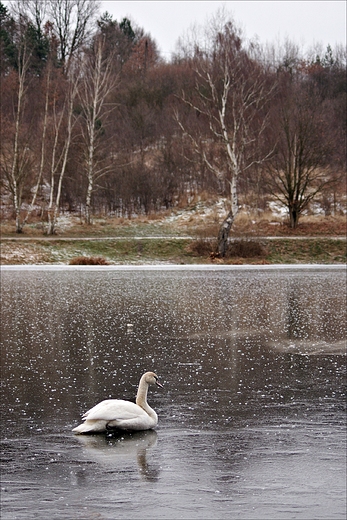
[72,372,163,434]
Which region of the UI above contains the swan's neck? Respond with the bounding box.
[136,377,157,419]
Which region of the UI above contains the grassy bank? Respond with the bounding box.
[1,236,345,265]
[1,211,346,265]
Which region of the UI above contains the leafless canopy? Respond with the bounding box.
[175,10,277,254]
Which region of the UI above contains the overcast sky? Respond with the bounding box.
[101,1,346,58]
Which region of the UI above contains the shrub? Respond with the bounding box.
[69,256,110,265]
[228,239,268,258]
[187,238,217,256]
[188,238,267,259]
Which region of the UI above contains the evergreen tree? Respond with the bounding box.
[0,2,17,72]
[119,17,135,41]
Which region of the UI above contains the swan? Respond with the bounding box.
[72,372,163,434]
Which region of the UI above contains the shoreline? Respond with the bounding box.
[2,263,345,270]
[1,236,346,266]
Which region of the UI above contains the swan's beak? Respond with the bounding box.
[156,380,164,388]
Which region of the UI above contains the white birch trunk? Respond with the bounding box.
[46,75,79,235]
[85,90,96,225]
[78,36,118,224]
[85,165,94,225]
[9,42,30,233]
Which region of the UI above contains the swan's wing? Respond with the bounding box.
[82,399,146,421]
[82,399,115,418]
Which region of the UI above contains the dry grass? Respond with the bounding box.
[231,213,346,237]
[1,207,346,238]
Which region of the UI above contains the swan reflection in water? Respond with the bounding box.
[75,429,160,482]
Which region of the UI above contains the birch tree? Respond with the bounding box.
[2,16,32,233]
[77,34,119,224]
[175,13,276,256]
[2,1,53,232]
[46,66,80,235]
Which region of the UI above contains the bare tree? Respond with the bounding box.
[46,65,80,234]
[21,61,51,228]
[7,0,51,74]
[48,0,100,71]
[9,0,48,33]
[2,16,32,232]
[266,81,336,228]
[77,34,119,224]
[175,12,276,256]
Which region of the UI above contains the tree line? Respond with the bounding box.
[1,1,345,253]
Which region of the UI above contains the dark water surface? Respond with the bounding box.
[1,265,346,519]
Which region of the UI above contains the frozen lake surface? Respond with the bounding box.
[1,265,346,519]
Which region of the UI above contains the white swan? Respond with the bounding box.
[72,372,163,434]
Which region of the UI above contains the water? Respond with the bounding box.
[1,265,346,519]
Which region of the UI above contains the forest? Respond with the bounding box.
[1,1,346,254]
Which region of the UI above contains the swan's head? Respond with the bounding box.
[143,371,164,388]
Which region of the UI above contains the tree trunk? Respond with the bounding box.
[217,210,236,257]
[12,82,23,234]
[46,206,56,235]
[45,74,78,234]
[217,174,239,257]
[85,117,95,224]
[12,173,22,233]
[46,151,67,235]
[85,177,93,225]
[15,204,23,233]
[289,203,299,228]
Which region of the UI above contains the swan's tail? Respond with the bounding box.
[72,419,107,434]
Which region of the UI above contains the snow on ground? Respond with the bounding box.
[162,199,227,225]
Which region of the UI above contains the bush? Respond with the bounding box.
[228,239,268,258]
[69,256,110,265]
[188,238,268,259]
[187,238,217,256]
